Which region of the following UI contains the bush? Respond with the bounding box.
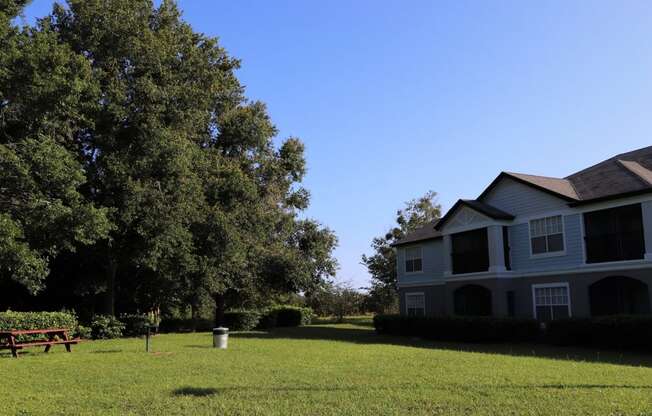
[268,305,313,327]
[223,310,261,331]
[546,315,652,349]
[0,310,80,342]
[120,314,150,337]
[90,315,125,339]
[159,318,214,333]
[74,325,92,339]
[256,311,278,330]
[373,314,540,343]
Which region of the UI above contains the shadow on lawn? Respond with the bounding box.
[172,387,219,397]
[90,349,123,354]
[170,383,652,399]
[233,324,652,368]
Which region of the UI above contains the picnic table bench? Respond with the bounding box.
[0,328,80,358]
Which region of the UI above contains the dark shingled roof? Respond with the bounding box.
[393,146,652,246]
[391,220,442,247]
[504,172,579,200]
[566,146,652,202]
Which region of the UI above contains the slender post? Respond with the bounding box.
[145,325,151,353]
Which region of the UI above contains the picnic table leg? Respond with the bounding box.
[9,335,18,358]
[62,331,72,352]
[44,331,57,353]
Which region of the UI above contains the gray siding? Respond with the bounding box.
[400,268,652,318]
[398,285,446,316]
[483,177,568,217]
[508,213,584,272]
[396,239,446,285]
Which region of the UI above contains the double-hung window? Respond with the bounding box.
[530,215,564,255]
[405,247,423,273]
[532,284,571,320]
[406,292,425,316]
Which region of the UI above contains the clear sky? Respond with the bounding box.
[20,0,652,288]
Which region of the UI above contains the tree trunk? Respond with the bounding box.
[102,257,117,316]
[214,293,225,327]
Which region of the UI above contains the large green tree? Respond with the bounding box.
[362,191,441,313]
[0,0,337,317]
[0,0,112,294]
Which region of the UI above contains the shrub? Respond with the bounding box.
[74,325,92,339]
[0,310,80,342]
[545,315,652,349]
[223,310,261,331]
[90,315,125,339]
[256,311,278,330]
[120,314,150,337]
[268,305,313,327]
[373,314,540,343]
[159,318,214,333]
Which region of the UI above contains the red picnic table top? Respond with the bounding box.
[0,328,70,336]
[0,328,80,358]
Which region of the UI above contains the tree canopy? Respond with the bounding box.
[0,0,337,320]
[362,191,441,313]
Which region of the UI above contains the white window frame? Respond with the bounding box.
[531,282,572,320]
[405,292,426,316]
[404,246,423,274]
[528,215,566,258]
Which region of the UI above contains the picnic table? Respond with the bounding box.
[0,328,80,358]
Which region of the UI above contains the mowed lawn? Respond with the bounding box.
[3,319,652,415]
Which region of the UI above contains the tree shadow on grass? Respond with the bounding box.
[172,383,652,399]
[172,387,219,397]
[233,324,652,368]
[90,349,123,354]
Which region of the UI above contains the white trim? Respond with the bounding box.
[531,282,572,319]
[528,215,566,258]
[404,246,424,275]
[441,220,512,236]
[574,195,652,214]
[399,280,445,288]
[397,259,652,287]
[579,212,587,265]
[404,291,426,316]
[509,195,652,224]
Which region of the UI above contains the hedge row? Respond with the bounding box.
[0,311,132,340]
[222,306,314,331]
[0,306,315,340]
[0,311,81,341]
[374,314,652,349]
[373,314,539,343]
[546,316,652,349]
[159,318,214,333]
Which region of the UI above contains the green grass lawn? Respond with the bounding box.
[3,319,652,416]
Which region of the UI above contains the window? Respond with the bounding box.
[530,215,564,255]
[405,293,425,316]
[451,228,489,274]
[404,247,423,273]
[584,203,645,263]
[532,284,571,321]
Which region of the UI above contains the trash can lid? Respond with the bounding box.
[213,327,229,335]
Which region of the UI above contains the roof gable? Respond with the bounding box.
[434,199,514,231]
[478,172,578,203]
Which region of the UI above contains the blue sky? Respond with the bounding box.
[21,1,652,288]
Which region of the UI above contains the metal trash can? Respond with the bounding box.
[213,327,229,349]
